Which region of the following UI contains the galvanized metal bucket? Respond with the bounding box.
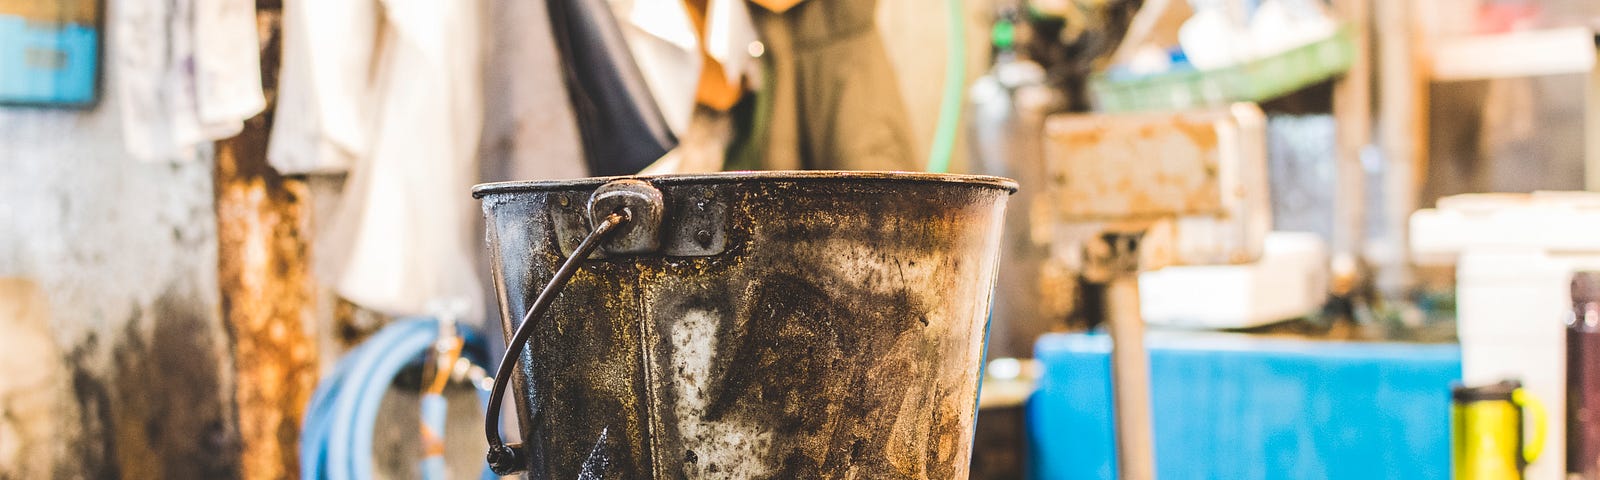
[474,171,1016,479]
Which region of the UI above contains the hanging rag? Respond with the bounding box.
[610,0,701,138]
[609,0,761,133]
[193,0,267,133]
[602,0,761,175]
[704,0,762,98]
[733,0,917,171]
[314,0,488,324]
[115,0,264,162]
[266,0,380,174]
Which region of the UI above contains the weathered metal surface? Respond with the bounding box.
[214,6,319,479]
[553,184,729,259]
[1041,105,1271,268]
[587,180,665,255]
[1042,110,1227,221]
[476,171,1015,479]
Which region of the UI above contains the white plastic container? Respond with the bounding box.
[1139,231,1328,329]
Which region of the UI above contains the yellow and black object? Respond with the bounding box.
[1454,380,1548,480]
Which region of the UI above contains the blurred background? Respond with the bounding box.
[4,0,1600,478]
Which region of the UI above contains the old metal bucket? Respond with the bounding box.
[473,171,1016,479]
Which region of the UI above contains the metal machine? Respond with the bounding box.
[1039,103,1271,479]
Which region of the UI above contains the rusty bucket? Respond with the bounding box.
[473,171,1016,479]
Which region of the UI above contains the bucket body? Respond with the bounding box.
[475,171,1015,479]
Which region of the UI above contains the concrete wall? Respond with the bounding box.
[0,42,240,480]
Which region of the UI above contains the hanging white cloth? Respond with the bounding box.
[115,0,263,162]
[704,0,760,90]
[267,0,379,174]
[316,0,487,323]
[193,0,268,132]
[613,0,702,138]
[607,0,761,139]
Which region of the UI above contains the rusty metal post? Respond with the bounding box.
[1087,231,1157,480]
[214,6,320,480]
[1106,273,1155,480]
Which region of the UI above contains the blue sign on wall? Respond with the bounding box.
[0,0,101,107]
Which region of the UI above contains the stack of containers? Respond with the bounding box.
[1412,191,1600,480]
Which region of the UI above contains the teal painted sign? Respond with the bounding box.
[0,0,100,107]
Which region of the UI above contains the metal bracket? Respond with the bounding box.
[589,180,664,255]
[551,180,727,258]
[1082,231,1144,283]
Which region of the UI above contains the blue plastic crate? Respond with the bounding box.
[1030,333,1462,479]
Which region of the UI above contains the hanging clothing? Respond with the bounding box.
[734,0,917,171]
[614,0,762,175]
[546,0,678,176]
[609,0,760,139]
[610,0,700,138]
[478,0,588,183]
[266,0,379,174]
[683,0,758,111]
[193,0,267,135]
[289,0,487,323]
[116,0,264,162]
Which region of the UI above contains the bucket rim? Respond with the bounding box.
[472,170,1019,198]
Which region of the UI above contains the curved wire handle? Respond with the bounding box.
[485,209,630,475]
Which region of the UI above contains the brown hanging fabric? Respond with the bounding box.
[741,0,917,171]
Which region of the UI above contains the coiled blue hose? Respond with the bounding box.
[301,317,498,480]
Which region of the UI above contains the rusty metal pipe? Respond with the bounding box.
[1106,273,1156,480]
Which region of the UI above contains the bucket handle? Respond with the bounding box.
[484,207,632,475]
